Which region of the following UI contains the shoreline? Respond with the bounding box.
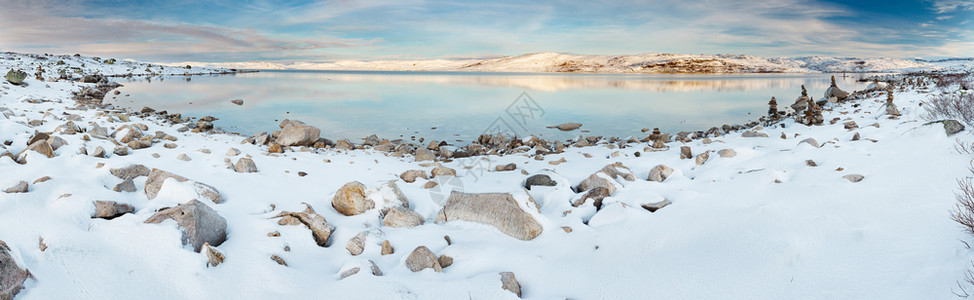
[2,52,973,299]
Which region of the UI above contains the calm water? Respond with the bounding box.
[107,71,875,143]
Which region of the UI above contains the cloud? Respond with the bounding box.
[931,0,974,13]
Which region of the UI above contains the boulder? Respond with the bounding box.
[346,232,366,256]
[943,120,965,136]
[825,86,849,101]
[272,203,332,247]
[110,164,150,180]
[546,122,582,131]
[695,151,709,166]
[843,174,865,183]
[144,199,227,252]
[332,181,374,216]
[399,169,428,183]
[524,174,557,190]
[233,158,258,173]
[46,136,67,151]
[405,246,442,272]
[680,146,692,159]
[375,181,410,209]
[112,178,137,192]
[430,166,457,177]
[382,206,425,228]
[414,148,434,162]
[576,173,616,195]
[144,168,223,204]
[717,149,736,158]
[92,200,135,219]
[641,199,672,212]
[16,140,54,163]
[3,181,28,193]
[647,164,674,182]
[500,272,522,297]
[0,240,30,300]
[276,119,320,147]
[571,187,610,210]
[435,191,543,240]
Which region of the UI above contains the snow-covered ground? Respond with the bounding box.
[1,52,974,299]
[170,52,974,74]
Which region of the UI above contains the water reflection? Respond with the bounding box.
[107,71,874,142]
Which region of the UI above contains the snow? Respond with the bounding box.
[1,52,974,299]
[170,52,974,74]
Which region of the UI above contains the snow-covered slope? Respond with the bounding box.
[185,52,974,73]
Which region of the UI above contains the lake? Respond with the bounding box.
[107,71,875,143]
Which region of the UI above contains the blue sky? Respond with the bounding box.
[0,0,971,63]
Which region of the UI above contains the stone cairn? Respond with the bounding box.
[648,128,667,149]
[802,93,823,126]
[885,90,900,116]
[768,96,779,120]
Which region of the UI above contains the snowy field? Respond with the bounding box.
[1,52,973,299]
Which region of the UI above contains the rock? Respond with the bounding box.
[798,138,820,148]
[943,120,965,136]
[92,200,135,219]
[400,169,428,183]
[843,174,865,183]
[524,174,557,190]
[435,191,543,240]
[414,148,434,162]
[270,255,288,266]
[233,158,258,173]
[127,139,152,150]
[144,199,227,252]
[0,240,30,300]
[852,132,861,141]
[381,240,394,255]
[424,181,438,189]
[230,99,244,105]
[46,136,67,151]
[346,232,367,256]
[806,160,818,167]
[17,139,54,162]
[92,146,106,158]
[680,146,692,159]
[272,203,332,247]
[144,168,223,204]
[843,121,859,130]
[268,143,284,153]
[339,267,361,279]
[376,181,410,209]
[495,163,517,171]
[110,164,150,180]
[32,176,51,184]
[572,187,610,210]
[332,181,374,216]
[382,206,425,228]
[718,149,736,158]
[177,153,191,161]
[276,119,320,147]
[113,146,129,156]
[741,130,769,138]
[438,255,454,268]
[405,246,442,272]
[576,173,616,195]
[695,151,709,166]
[640,199,671,212]
[886,103,900,116]
[226,148,240,156]
[647,164,674,182]
[369,260,382,276]
[546,122,582,131]
[430,166,457,177]
[163,143,177,149]
[112,178,137,192]
[500,272,522,297]
[203,243,225,267]
[334,140,354,150]
[3,181,28,193]
[111,125,143,144]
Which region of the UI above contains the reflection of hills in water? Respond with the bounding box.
[242,72,872,93]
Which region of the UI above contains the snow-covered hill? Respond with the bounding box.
[181,52,974,73]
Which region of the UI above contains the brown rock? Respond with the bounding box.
[272,203,332,247]
[500,272,522,297]
[405,246,442,272]
[400,169,428,183]
[144,199,227,252]
[435,191,542,240]
[332,181,374,216]
[381,240,394,255]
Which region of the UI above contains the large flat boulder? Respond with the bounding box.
[276,119,320,147]
[144,169,223,204]
[144,199,227,252]
[1,240,30,300]
[435,191,543,240]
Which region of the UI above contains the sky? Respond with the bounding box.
[0,0,971,63]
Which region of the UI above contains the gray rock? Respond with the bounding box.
[112,178,137,193]
[647,164,674,182]
[435,191,543,240]
[110,164,150,180]
[0,240,30,300]
[332,181,374,216]
[741,130,769,138]
[226,148,240,156]
[176,153,191,161]
[576,173,616,195]
[334,139,354,150]
[944,120,965,136]
[414,148,434,162]
[405,246,442,272]
[113,146,129,156]
[230,99,244,106]
[799,138,820,148]
[144,199,227,252]
[843,121,859,130]
[92,200,135,219]
[346,232,367,256]
[547,122,582,131]
[806,160,818,167]
[399,169,428,183]
[46,136,67,151]
[438,255,454,268]
[338,267,361,279]
[495,163,517,172]
[718,149,736,158]
[382,206,425,228]
[3,181,28,193]
[500,272,522,297]
[92,146,106,158]
[843,174,865,183]
[276,119,320,147]
[524,174,557,190]
[572,187,610,210]
[272,203,332,247]
[233,158,258,173]
[695,151,709,166]
[144,168,223,204]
